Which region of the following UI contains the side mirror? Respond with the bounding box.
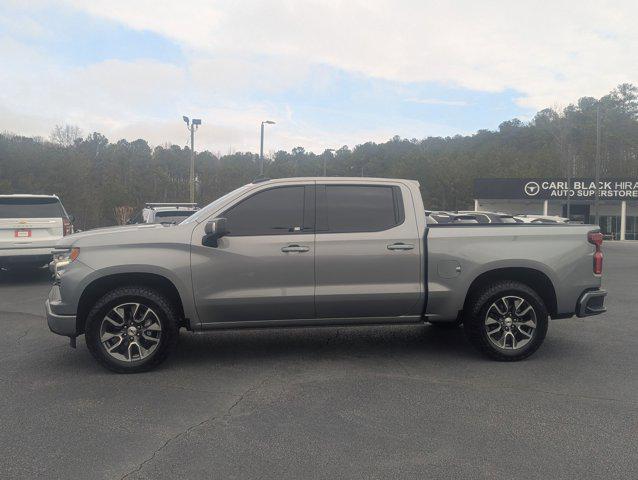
[68,214,76,223]
[203,217,228,247]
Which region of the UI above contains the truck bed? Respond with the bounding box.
[424,222,600,321]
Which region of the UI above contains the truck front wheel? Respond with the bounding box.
[464,281,548,361]
[85,286,179,373]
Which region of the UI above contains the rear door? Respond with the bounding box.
[0,197,64,249]
[314,182,422,318]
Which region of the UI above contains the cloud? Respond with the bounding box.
[64,0,638,110]
[404,98,470,107]
[2,1,638,152]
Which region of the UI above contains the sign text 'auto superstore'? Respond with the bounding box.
[525,180,638,199]
[473,178,638,200]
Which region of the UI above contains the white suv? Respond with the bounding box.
[0,194,74,269]
[128,203,199,225]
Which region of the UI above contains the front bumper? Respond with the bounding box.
[576,289,607,317]
[45,298,78,337]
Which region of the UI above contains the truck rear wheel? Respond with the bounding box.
[85,286,179,373]
[464,281,548,361]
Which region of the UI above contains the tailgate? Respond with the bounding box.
[0,218,63,246]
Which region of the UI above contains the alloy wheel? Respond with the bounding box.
[484,295,537,350]
[99,303,162,362]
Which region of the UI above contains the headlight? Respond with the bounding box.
[51,248,80,278]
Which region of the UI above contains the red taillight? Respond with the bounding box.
[593,251,603,274]
[63,218,73,236]
[588,232,603,246]
[588,231,603,275]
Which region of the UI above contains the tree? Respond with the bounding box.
[1,84,637,227]
[50,124,82,147]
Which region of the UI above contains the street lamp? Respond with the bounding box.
[183,116,202,203]
[260,120,275,175]
[323,148,335,176]
[593,103,602,225]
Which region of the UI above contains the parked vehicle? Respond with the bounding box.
[426,211,479,224]
[457,211,523,224]
[46,178,607,372]
[515,215,570,224]
[128,203,199,225]
[0,194,74,269]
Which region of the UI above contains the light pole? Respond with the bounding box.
[567,152,574,219]
[183,116,201,203]
[593,103,601,225]
[260,120,275,176]
[323,148,334,176]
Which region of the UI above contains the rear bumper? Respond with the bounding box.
[0,246,54,262]
[576,289,607,317]
[45,298,78,337]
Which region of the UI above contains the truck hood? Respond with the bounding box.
[55,223,167,248]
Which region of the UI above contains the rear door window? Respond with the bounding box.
[317,185,404,233]
[0,197,64,218]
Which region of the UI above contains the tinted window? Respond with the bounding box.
[318,185,403,233]
[0,197,64,218]
[499,216,518,224]
[224,186,309,236]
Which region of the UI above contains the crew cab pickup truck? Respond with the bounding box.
[45,178,607,373]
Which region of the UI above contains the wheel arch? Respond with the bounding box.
[463,267,558,317]
[76,273,187,334]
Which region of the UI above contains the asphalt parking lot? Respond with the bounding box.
[1,242,637,480]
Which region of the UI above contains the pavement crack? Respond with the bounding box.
[119,378,268,480]
[15,329,29,343]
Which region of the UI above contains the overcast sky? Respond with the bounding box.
[1,0,636,153]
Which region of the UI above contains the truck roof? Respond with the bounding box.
[144,203,199,212]
[145,203,198,208]
[0,194,60,199]
[251,177,420,187]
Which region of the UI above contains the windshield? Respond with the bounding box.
[0,197,65,218]
[181,184,254,225]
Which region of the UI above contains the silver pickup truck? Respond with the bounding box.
[45,177,607,373]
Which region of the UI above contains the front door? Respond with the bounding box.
[191,184,316,324]
[314,182,422,318]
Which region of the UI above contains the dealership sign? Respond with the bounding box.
[474,178,638,200]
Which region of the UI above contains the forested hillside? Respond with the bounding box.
[1,84,637,230]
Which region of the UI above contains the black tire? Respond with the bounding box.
[85,286,179,373]
[464,280,548,361]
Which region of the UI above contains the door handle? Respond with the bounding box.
[281,244,310,253]
[387,242,415,251]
